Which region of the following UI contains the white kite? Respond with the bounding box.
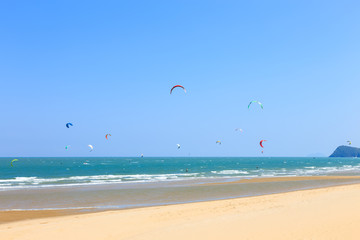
[88,145,94,152]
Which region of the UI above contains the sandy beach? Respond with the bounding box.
[1,182,360,240]
[2,0,359,239]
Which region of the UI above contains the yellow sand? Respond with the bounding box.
[2,183,360,240]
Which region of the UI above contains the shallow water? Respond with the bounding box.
[1,157,360,210]
[1,157,360,189]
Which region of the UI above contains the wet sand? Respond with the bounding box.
[2,175,360,225]
[0,209,85,225]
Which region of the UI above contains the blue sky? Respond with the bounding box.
[1,0,360,157]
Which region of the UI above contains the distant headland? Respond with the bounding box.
[329,145,360,157]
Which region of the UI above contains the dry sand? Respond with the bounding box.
[2,183,360,240]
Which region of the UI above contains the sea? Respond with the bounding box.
[1,157,360,211]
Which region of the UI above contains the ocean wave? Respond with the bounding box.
[211,170,249,175]
[0,173,203,190]
[2,163,360,190]
[254,164,360,177]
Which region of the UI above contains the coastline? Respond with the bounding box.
[2,182,360,239]
[2,175,360,225]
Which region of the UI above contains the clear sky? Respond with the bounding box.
[1,0,360,157]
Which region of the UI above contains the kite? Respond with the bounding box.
[248,101,263,109]
[10,159,18,167]
[106,134,111,140]
[65,145,70,150]
[66,123,73,128]
[177,144,181,149]
[88,145,94,152]
[235,128,243,132]
[347,141,352,145]
[216,141,222,145]
[170,85,186,94]
[260,140,267,148]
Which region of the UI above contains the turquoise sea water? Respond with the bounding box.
[1,157,360,211]
[1,157,360,189]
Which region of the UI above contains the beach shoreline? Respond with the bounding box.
[2,175,360,226]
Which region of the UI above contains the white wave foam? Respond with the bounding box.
[0,173,202,190]
[211,170,249,175]
[2,163,360,191]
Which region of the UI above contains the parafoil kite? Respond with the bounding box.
[106,134,111,140]
[66,123,73,128]
[65,145,70,150]
[347,141,352,145]
[248,101,263,109]
[216,141,221,145]
[170,85,186,94]
[88,145,94,152]
[177,144,181,149]
[260,140,267,148]
[10,159,18,167]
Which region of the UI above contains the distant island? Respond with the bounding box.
[329,145,360,157]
